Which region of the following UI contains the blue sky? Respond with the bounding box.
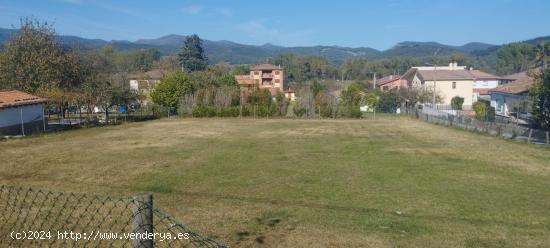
[0,0,549,50]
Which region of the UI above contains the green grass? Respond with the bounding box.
[1,117,550,247]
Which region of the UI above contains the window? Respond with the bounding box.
[274,71,280,75]
[452,82,456,89]
[254,71,260,75]
[275,79,280,83]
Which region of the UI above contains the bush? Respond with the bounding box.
[451,96,464,110]
[293,105,306,117]
[347,107,362,118]
[473,100,495,122]
[256,105,276,117]
[192,105,208,117]
[219,107,240,117]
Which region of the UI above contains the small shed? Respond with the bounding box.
[0,90,47,136]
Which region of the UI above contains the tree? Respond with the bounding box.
[473,100,495,121]
[531,69,550,129]
[339,83,363,118]
[378,89,402,113]
[0,18,82,93]
[496,43,535,75]
[150,71,192,110]
[178,34,208,71]
[535,42,550,70]
[451,96,464,110]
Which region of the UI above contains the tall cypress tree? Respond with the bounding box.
[178,34,208,71]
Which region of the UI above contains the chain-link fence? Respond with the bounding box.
[404,105,550,145]
[0,184,226,248]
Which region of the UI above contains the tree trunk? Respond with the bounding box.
[105,107,109,126]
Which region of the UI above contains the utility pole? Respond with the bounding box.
[432,65,437,105]
[373,72,377,90]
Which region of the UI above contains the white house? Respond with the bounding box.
[0,90,47,136]
[128,69,166,92]
[489,71,536,121]
[469,70,504,102]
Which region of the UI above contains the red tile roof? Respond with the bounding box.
[376,75,401,86]
[0,90,46,109]
[468,70,502,80]
[128,69,167,80]
[473,88,491,95]
[489,71,536,94]
[251,64,282,70]
[235,75,255,85]
[417,69,475,81]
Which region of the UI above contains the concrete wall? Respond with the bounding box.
[0,104,44,135]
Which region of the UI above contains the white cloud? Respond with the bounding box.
[181,5,203,15]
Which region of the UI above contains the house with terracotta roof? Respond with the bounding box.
[234,64,284,99]
[489,71,536,120]
[469,70,505,102]
[0,90,47,135]
[376,75,408,92]
[402,63,476,109]
[128,69,167,93]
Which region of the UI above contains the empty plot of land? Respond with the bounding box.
[1,117,549,247]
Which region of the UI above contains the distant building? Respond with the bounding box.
[489,71,536,120]
[284,87,296,102]
[402,63,476,109]
[469,70,505,102]
[376,75,408,92]
[234,64,284,99]
[128,69,167,93]
[0,90,46,136]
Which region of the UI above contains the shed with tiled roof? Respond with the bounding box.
[0,90,47,136]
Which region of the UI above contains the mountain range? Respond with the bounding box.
[1,27,549,65]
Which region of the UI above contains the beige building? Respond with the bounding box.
[402,63,476,109]
[128,69,167,93]
[234,64,284,98]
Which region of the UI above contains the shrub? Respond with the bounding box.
[219,107,240,117]
[192,105,208,117]
[293,106,306,117]
[451,96,464,110]
[473,100,495,122]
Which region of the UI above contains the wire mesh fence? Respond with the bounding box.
[0,184,226,248]
[404,105,550,145]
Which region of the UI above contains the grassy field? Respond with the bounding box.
[1,116,550,247]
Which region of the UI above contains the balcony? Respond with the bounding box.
[262,73,273,78]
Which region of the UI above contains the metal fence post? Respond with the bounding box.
[546,131,549,145]
[133,193,153,248]
[528,129,533,144]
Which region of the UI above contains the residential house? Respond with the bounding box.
[0,90,46,135]
[376,75,408,92]
[402,63,475,109]
[234,64,284,99]
[469,70,505,102]
[128,69,167,93]
[284,87,296,102]
[489,71,536,120]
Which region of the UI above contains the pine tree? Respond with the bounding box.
[178,34,208,71]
